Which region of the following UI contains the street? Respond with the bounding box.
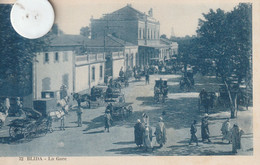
[0,73,253,156]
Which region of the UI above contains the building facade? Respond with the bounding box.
[90,4,178,67]
[84,34,138,78]
[75,53,105,93]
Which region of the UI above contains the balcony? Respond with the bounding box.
[76,53,105,65]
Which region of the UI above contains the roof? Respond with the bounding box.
[99,4,158,23]
[50,35,90,47]
[85,34,136,47]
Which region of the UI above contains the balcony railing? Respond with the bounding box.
[76,53,104,64]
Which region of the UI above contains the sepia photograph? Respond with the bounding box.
[0,0,257,162]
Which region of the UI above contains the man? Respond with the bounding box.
[231,124,244,153]
[189,120,199,146]
[201,114,211,142]
[221,118,231,143]
[104,110,113,132]
[199,88,208,100]
[134,119,145,147]
[106,86,113,99]
[60,84,68,99]
[77,106,83,127]
[106,103,113,115]
[143,123,153,152]
[119,67,124,78]
[56,102,66,131]
[145,73,150,85]
[154,117,167,148]
[199,88,209,112]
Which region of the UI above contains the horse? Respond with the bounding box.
[180,77,192,91]
[72,93,91,108]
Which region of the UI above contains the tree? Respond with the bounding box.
[196,3,252,118]
[160,34,167,39]
[80,26,91,37]
[50,24,64,36]
[0,4,49,97]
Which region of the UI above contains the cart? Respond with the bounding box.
[110,102,133,119]
[154,79,168,103]
[8,108,51,140]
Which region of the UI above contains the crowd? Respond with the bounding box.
[134,114,167,152]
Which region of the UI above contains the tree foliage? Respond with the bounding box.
[195,3,252,118]
[0,4,50,97]
[80,26,91,37]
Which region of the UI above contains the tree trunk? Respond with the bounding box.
[224,80,237,118]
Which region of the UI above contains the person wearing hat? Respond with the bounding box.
[154,117,167,148]
[189,120,199,146]
[201,114,211,142]
[221,118,231,143]
[231,124,244,153]
[134,119,145,147]
[104,110,113,132]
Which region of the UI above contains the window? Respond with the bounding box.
[154,31,156,39]
[100,65,103,78]
[63,52,68,62]
[143,29,145,39]
[44,53,49,63]
[148,29,150,39]
[55,52,59,62]
[151,30,153,39]
[139,29,142,39]
[92,66,95,81]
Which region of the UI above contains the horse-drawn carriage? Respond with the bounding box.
[73,86,107,108]
[198,91,217,113]
[108,102,133,119]
[179,72,194,91]
[8,108,51,140]
[154,79,168,103]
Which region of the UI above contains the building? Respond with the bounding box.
[33,35,106,100]
[84,34,138,78]
[75,53,105,94]
[91,4,178,67]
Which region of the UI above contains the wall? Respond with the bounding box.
[34,51,74,99]
[75,65,89,93]
[124,46,138,69]
[75,54,105,93]
[113,58,125,78]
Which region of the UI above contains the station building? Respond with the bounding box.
[91,4,178,67]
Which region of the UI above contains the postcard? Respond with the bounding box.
[0,0,259,164]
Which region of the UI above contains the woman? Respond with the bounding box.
[143,124,153,151]
[134,119,145,147]
[154,117,167,147]
[231,124,244,153]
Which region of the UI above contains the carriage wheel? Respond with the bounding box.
[35,121,48,137]
[24,124,36,140]
[9,126,23,139]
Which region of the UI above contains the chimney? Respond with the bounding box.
[148,8,153,17]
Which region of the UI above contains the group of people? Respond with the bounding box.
[134,114,167,152]
[189,114,244,154]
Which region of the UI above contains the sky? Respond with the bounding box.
[1,0,240,37]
